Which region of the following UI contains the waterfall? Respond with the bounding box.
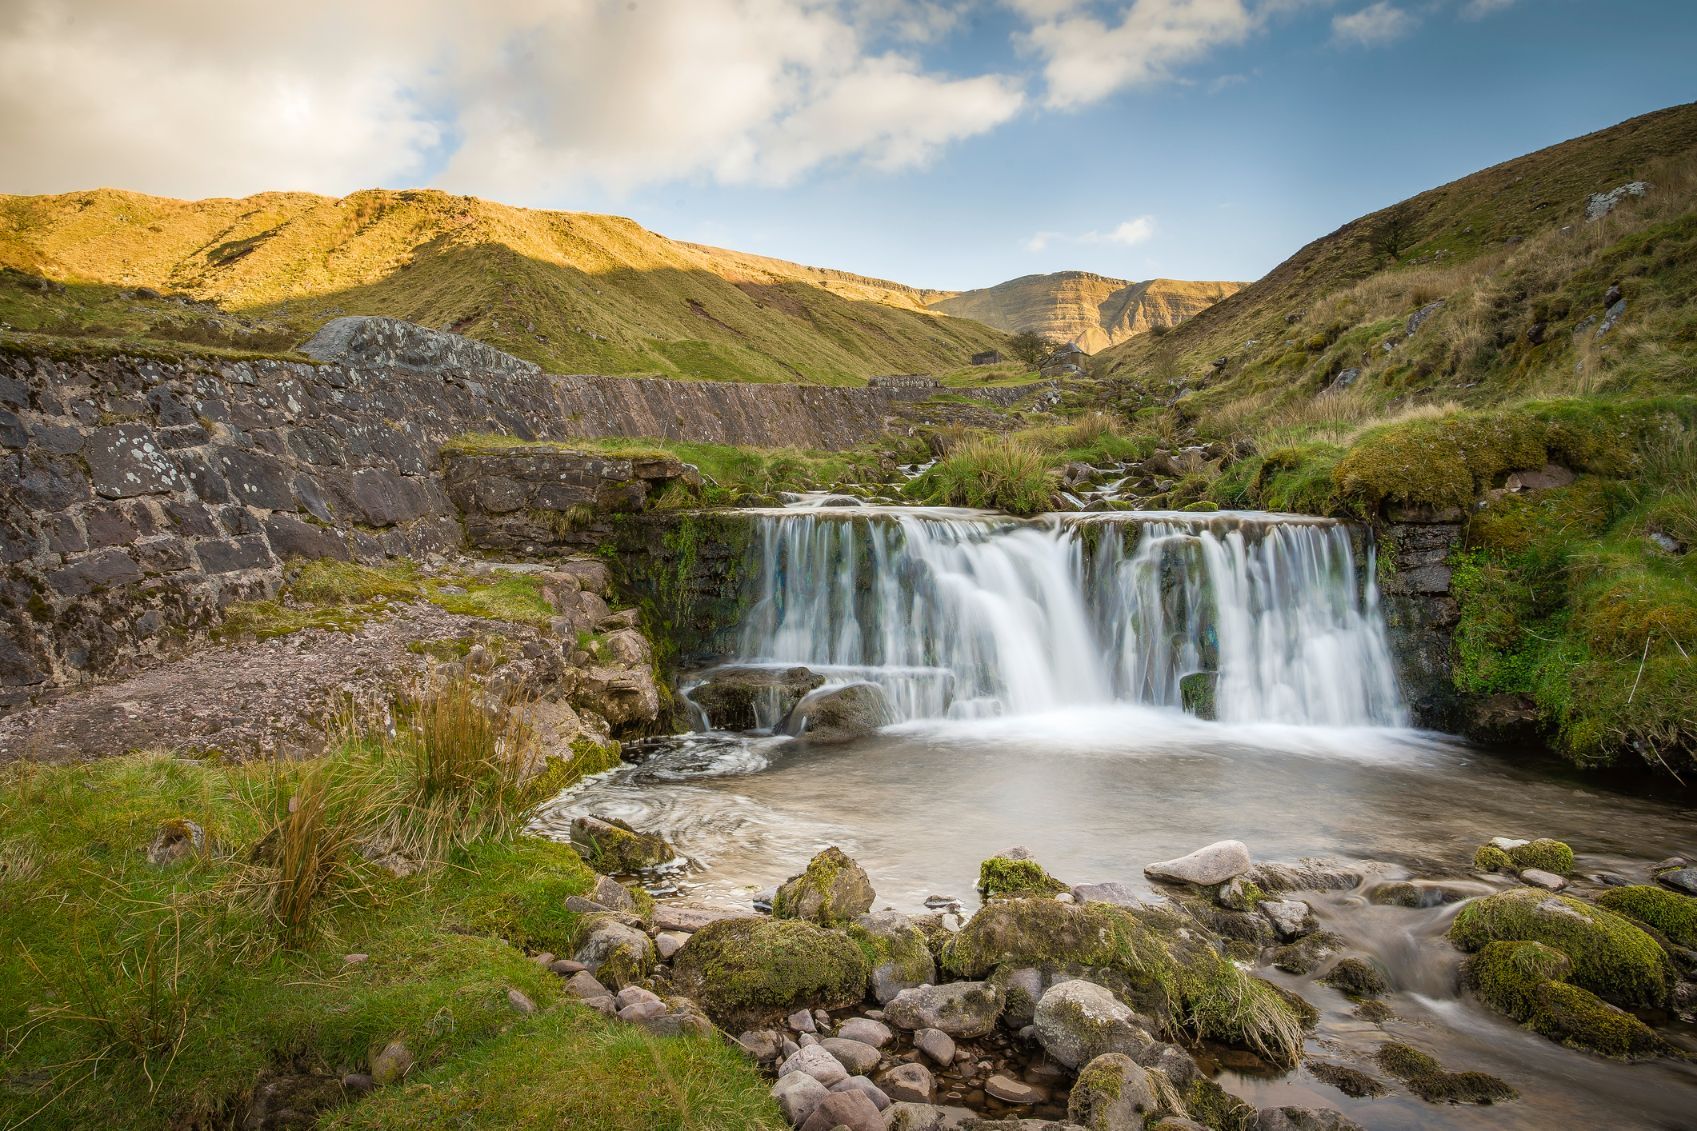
[727,508,1407,728]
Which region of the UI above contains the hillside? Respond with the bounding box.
[0,188,1006,384]
[1080,102,1697,778]
[929,272,1240,353]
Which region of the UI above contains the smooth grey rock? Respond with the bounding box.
[831,1075,892,1112]
[879,1061,935,1103]
[885,981,1004,1038]
[914,1028,955,1066]
[572,916,656,989]
[822,1036,882,1076]
[773,1070,831,1126]
[779,1043,850,1088]
[1144,840,1252,886]
[984,1074,1045,1104]
[790,681,893,744]
[790,1007,818,1033]
[1520,868,1568,891]
[1070,882,1141,907]
[799,1088,884,1131]
[1657,867,1697,897]
[838,1017,894,1048]
[1258,898,1312,940]
[1033,980,1153,1069]
[738,1029,783,1062]
[655,930,690,960]
[591,873,637,911]
[616,985,662,1010]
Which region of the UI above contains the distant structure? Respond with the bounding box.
[868,373,941,401]
[1039,341,1087,379]
[970,349,1003,366]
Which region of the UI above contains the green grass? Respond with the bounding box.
[218,560,557,641]
[905,435,1054,515]
[0,695,775,1129]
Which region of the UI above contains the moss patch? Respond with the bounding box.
[1321,957,1389,1000]
[976,853,1068,901]
[1509,839,1575,875]
[1375,1042,1517,1105]
[1595,884,1697,948]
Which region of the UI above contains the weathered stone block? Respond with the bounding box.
[195,536,276,574]
[86,424,186,498]
[215,449,296,511]
[47,549,143,597]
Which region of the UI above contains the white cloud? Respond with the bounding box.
[1460,0,1514,18]
[1026,215,1156,250]
[1019,0,1259,109]
[0,0,1025,200]
[1331,2,1416,46]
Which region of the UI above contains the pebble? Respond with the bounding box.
[564,970,610,1001]
[879,1061,933,1103]
[506,988,536,1015]
[341,1073,376,1097]
[837,1017,893,1048]
[654,930,690,960]
[772,1071,829,1126]
[369,1040,414,1086]
[822,1037,881,1076]
[779,1044,849,1088]
[549,958,587,975]
[343,953,368,965]
[617,999,669,1023]
[984,1074,1046,1105]
[829,1075,892,1112]
[616,986,662,1010]
[531,951,555,966]
[1521,869,1568,891]
[789,1007,818,1033]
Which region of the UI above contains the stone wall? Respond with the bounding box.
[0,320,924,705]
[1376,504,1465,730]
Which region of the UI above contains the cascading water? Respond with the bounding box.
[725,507,1406,727]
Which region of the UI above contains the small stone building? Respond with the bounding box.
[970,350,1003,366]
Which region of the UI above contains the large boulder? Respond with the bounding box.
[1033,980,1154,1069]
[1447,888,1673,1007]
[773,846,876,924]
[851,910,937,1004]
[690,665,824,731]
[884,981,1004,1038]
[1067,1052,1156,1131]
[788,682,893,744]
[941,898,1170,983]
[671,916,869,1029]
[1144,841,1252,887]
[569,815,676,874]
[1465,940,1663,1058]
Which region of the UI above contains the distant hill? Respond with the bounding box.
[929,272,1241,353]
[0,188,1006,385]
[1094,102,1697,404]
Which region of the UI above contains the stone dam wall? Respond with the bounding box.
[0,318,1066,705]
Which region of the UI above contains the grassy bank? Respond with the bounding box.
[0,684,778,1130]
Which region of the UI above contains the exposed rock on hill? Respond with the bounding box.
[929,272,1240,353]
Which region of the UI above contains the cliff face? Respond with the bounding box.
[929,273,1241,353]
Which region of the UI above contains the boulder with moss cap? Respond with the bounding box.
[773,846,876,925]
[977,847,1068,901]
[849,910,937,1004]
[1034,981,1155,1069]
[1465,939,1664,1058]
[1595,884,1697,949]
[1448,888,1674,1007]
[1068,1051,1157,1131]
[670,916,869,1029]
[569,814,675,873]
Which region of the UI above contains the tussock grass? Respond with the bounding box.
[905,435,1055,516]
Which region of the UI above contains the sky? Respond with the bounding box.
[1,0,1693,291]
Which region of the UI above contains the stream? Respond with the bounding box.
[532,504,1697,1129]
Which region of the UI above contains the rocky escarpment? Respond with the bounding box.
[0,320,926,705]
[931,273,1241,353]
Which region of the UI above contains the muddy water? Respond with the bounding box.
[531,710,1697,1130]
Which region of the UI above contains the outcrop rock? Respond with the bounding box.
[1033,980,1153,1069]
[788,681,893,743]
[774,846,876,924]
[885,981,1004,1038]
[690,665,825,731]
[1144,840,1252,886]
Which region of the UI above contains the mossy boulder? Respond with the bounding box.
[772,846,875,924]
[1032,980,1153,1069]
[941,898,1172,984]
[849,910,937,1005]
[1472,845,1514,873]
[977,849,1067,901]
[1465,940,1572,1019]
[1068,1051,1157,1131]
[1448,889,1674,1007]
[670,916,869,1029]
[1595,884,1697,948]
[1466,939,1665,1058]
[1509,839,1575,875]
[568,815,675,874]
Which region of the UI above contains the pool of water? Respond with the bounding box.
[531,708,1697,1129]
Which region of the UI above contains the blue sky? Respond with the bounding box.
[2,0,1693,290]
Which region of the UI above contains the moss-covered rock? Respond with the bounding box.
[976,850,1067,901]
[1595,884,1697,948]
[568,815,674,874]
[1509,839,1575,875]
[1321,958,1389,1001]
[1374,1042,1517,1105]
[1447,889,1673,1007]
[940,898,1171,982]
[670,916,869,1029]
[1527,980,1664,1059]
[771,846,875,924]
[848,910,936,1004]
[1465,940,1571,1020]
[1472,844,1514,873]
[1068,1051,1157,1131]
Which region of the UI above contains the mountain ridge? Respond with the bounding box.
[930,271,1242,353]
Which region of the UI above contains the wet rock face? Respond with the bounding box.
[689,665,825,731]
[789,681,894,744]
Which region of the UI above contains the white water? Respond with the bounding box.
[729,507,1406,727]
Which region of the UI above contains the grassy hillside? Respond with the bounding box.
[0,188,1006,384]
[930,271,1240,353]
[1086,102,1697,780]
